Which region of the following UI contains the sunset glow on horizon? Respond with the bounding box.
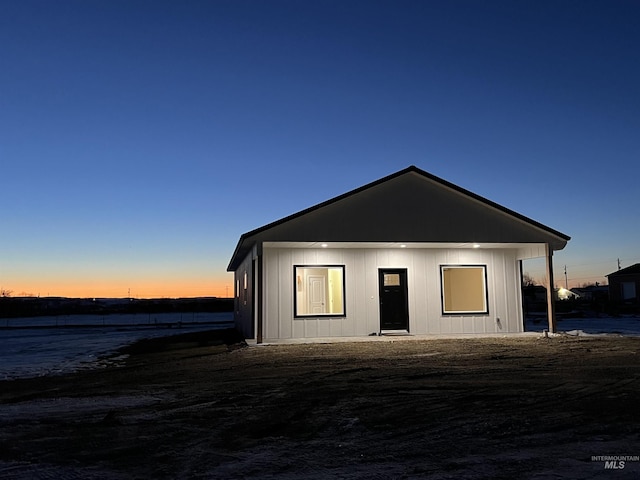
[3,276,234,299]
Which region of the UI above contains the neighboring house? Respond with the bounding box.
[522,285,548,319]
[556,287,580,301]
[571,285,609,302]
[227,166,570,343]
[522,285,548,304]
[607,264,640,305]
[523,285,580,307]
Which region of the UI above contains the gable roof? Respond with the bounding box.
[607,263,640,277]
[228,165,570,271]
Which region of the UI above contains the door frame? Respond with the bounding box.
[378,268,409,333]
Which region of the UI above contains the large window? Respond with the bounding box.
[441,265,488,315]
[294,265,345,317]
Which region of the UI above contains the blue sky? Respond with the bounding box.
[1,0,638,297]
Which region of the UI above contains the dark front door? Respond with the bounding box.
[379,268,409,331]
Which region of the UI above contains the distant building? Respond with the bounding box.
[556,287,579,301]
[523,285,581,303]
[523,285,547,303]
[570,285,609,303]
[607,264,640,305]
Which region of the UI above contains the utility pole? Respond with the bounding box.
[564,265,568,290]
[618,258,621,270]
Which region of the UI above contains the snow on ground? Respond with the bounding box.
[525,315,640,336]
[0,312,233,380]
[0,311,229,328]
[2,312,639,381]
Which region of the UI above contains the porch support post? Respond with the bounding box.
[518,259,525,330]
[545,243,557,333]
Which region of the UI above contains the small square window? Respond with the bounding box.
[383,273,401,286]
[441,265,488,315]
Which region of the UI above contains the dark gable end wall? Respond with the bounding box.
[243,172,568,248]
[234,252,255,339]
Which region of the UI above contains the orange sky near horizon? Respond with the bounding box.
[3,275,235,299]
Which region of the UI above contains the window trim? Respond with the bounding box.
[440,264,489,315]
[294,265,346,318]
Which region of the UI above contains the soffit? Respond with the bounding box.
[263,241,546,260]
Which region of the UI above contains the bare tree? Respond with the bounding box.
[0,288,13,297]
[522,273,536,287]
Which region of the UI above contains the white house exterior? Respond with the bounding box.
[228,166,570,343]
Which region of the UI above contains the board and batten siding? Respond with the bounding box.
[262,246,524,340]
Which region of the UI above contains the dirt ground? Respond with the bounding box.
[1,331,639,479]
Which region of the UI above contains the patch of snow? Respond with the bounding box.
[0,312,233,380]
[526,316,640,337]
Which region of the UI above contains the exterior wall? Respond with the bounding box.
[233,250,255,339]
[608,274,640,304]
[262,246,524,340]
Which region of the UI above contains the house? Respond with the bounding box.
[571,285,608,303]
[227,166,570,343]
[556,287,579,301]
[607,264,640,305]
